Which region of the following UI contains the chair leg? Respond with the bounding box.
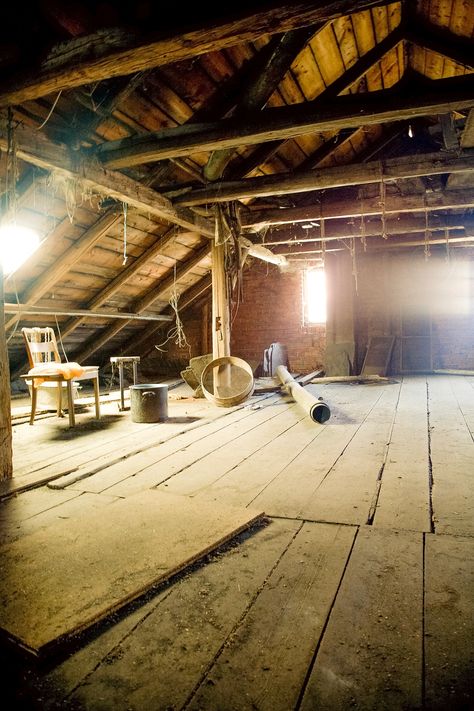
[30,381,37,426]
[93,375,101,419]
[57,382,64,418]
[66,380,75,427]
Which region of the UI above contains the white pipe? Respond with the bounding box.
[276,365,330,423]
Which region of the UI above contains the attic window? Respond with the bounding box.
[303,268,326,325]
[0,224,40,276]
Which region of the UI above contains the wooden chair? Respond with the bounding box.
[20,327,100,427]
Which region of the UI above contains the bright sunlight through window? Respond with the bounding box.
[0,224,40,275]
[304,269,326,324]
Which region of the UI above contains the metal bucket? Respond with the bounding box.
[130,384,168,423]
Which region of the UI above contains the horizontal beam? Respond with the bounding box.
[0,126,214,238]
[0,1,389,108]
[3,304,173,322]
[97,74,474,169]
[240,188,474,227]
[175,149,474,205]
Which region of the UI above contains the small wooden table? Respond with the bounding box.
[110,356,140,411]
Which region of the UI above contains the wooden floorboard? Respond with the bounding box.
[374,376,432,532]
[427,376,474,536]
[424,533,474,710]
[1,375,472,710]
[299,526,424,711]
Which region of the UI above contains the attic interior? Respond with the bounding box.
[0,1,473,709]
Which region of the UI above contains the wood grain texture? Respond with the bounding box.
[0,490,263,656]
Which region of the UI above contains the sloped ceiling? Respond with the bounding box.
[1,0,474,374]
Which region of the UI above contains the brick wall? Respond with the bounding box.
[230,262,326,374]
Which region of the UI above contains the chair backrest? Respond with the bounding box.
[22,327,61,369]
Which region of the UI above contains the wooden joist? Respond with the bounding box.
[3,304,173,322]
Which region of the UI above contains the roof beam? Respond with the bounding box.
[0,1,391,108]
[0,125,214,238]
[96,74,474,169]
[239,188,474,228]
[175,149,474,205]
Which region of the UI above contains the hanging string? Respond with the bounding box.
[445,225,450,263]
[5,108,18,220]
[36,90,62,130]
[380,170,388,239]
[351,237,358,294]
[359,189,367,251]
[122,202,128,265]
[424,198,431,260]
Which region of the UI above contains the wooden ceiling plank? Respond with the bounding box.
[96,74,474,169]
[0,2,392,108]
[405,21,474,69]
[204,25,318,180]
[175,149,474,205]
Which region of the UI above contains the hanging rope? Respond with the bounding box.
[122,202,128,265]
[36,90,62,130]
[359,189,367,252]
[351,236,358,293]
[155,263,191,355]
[54,315,69,362]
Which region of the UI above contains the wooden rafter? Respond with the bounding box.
[0,126,214,238]
[0,1,391,108]
[72,244,211,363]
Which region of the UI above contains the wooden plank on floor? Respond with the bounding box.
[299,382,401,525]
[299,526,423,711]
[374,376,432,532]
[187,522,356,711]
[424,533,474,710]
[68,397,294,496]
[0,490,263,656]
[147,402,306,499]
[163,381,386,504]
[0,492,119,546]
[62,519,302,710]
[427,376,474,536]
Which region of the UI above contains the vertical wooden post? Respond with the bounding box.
[201,300,210,355]
[0,264,13,479]
[211,239,230,360]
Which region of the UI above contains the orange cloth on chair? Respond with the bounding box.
[27,362,85,386]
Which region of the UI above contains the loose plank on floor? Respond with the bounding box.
[0,490,263,656]
[300,526,423,711]
[67,519,301,711]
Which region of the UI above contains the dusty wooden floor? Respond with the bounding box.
[1,375,473,710]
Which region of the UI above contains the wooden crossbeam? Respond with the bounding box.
[175,149,474,205]
[96,75,474,170]
[405,22,474,70]
[0,126,214,238]
[3,304,173,322]
[0,2,391,108]
[239,188,474,228]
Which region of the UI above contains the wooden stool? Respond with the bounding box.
[110,356,140,411]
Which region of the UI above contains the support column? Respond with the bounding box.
[0,265,13,479]
[211,239,230,360]
[324,251,356,375]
